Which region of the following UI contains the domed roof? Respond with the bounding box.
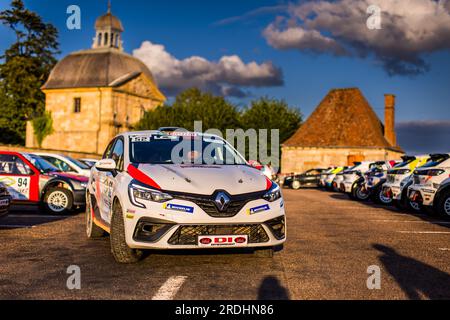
[42,48,157,89]
[95,12,123,32]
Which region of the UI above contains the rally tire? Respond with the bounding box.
[110,201,144,263]
[43,187,73,215]
[254,247,274,258]
[376,187,392,206]
[85,194,104,239]
[436,190,450,219]
[354,185,370,201]
[291,180,301,190]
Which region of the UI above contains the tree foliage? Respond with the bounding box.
[31,111,53,148]
[136,88,302,146]
[136,88,241,136]
[0,0,59,144]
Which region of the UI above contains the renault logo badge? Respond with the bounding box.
[214,192,230,211]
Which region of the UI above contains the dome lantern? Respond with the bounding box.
[92,1,124,51]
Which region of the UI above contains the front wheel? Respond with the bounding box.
[86,193,104,239]
[376,187,392,205]
[354,185,370,201]
[436,190,450,219]
[291,180,301,190]
[43,187,73,215]
[110,201,144,263]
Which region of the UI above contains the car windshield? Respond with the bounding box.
[419,155,449,168]
[129,134,247,165]
[65,155,90,169]
[394,158,415,168]
[23,154,61,173]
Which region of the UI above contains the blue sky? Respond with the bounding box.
[0,0,449,153]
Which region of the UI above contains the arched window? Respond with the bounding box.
[110,33,114,47]
[97,33,102,46]
[104,32,108,46]
[115,34,119,47]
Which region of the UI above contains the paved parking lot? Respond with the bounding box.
[0,189,449,300]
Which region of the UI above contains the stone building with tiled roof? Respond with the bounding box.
[26,5,165,154]
[281,88,404,173]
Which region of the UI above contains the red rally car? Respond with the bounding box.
[0,151,88,214]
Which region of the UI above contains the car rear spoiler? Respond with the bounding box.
[429,153,450,161]
[401,155,416,162]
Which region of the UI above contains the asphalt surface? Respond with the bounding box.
[0,189,449,300]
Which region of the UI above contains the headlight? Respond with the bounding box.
[80,182,88,189]
[129,183,173,208]
[263,182,282,202]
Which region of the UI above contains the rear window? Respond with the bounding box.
[420,156,448,168]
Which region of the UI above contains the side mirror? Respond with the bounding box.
[248,160,263,171]
[95,159,116,172]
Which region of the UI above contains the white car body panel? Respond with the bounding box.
[35,152,91,177]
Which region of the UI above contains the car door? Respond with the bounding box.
[0,153,40,202]
[97,137,124,223]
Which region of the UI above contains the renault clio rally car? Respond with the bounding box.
[340,161,374,198]
[34,152,92,177]
[381,155,430,212]
[86,131,286,263]
[0,181,11,219]
[408,153,450,217]
[283,168,327,189]
[324,166,347,190]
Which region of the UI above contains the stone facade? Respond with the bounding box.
[25,9,165,155]
[282,146,404,174]
[30,74,163,154]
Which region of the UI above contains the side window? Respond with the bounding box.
[0,154,32,175]
[110,138,124,171]
[103,139,116,159]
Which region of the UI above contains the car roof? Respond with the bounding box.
[118,130,223,140]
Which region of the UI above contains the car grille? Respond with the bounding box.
[170,190,266,218]
[168,224,270,245]
[387,175,395,183]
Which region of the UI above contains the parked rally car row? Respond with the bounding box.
[0,151,99,217]
[282,154,450,218]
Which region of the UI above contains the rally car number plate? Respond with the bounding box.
[0,198,9,206]
[198,235,248,247]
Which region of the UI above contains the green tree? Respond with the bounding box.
[31,111,53,147]
[240,97,302,143]
[136,88,241,135]
[0,0,59,144]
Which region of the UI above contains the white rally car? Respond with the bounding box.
[381,155,430,212]
[408,153,450,217]
[340,161,374,198]
[86,130,286,263]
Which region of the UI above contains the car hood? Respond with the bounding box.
[131,164,269,195]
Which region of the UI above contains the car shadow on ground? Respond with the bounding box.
[146,245,284,258]
[373,244,450,299]
[326,191,450,229]
[257,275,290,300]
[0,205,79,230]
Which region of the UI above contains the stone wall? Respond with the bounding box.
[281,146,404,174]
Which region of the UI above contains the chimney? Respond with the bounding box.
[384,94,396,146]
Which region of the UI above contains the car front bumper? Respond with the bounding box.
[122,196,286,250]
[0,195,11,218]
[408,185,437,206]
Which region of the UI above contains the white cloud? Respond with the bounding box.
[263,0,450,75]
[133,41,283,97]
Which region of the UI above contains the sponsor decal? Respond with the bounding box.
[164,203,194,213]
[126,214,135,219]
[0,198,10,206]
[198,235,248,247]
[247,204,270,215]
[280,200,284,208]
[0,176,30,200]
